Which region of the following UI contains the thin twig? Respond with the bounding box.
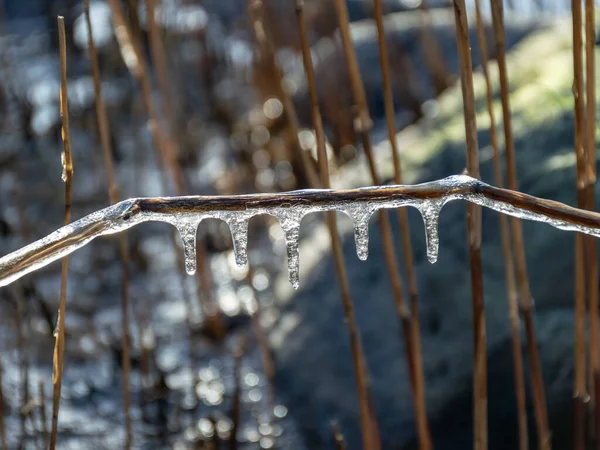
[8,175,600,289]
[583,0,599,445]
[572,0,588,448]
[418,0,454,94]
[296,2,377,450]
[230,338,244,450]
[106,0,225,339]
[0,358,5,450]
[14,284,29,450]
[84,0,133,446]
[452,1,487,448]
[247,0,320,189]
[38,379,47,450]
[332,420,347,450]
[49,16,73,450]
[473,1,528,448]
[372,1,431,448]
[489,1,551,447]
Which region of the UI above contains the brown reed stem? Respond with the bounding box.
[572,0,589,448]
[84,1,133,446]
[0,358,5,450]
[452,1,487,448]
[418,0,454,95]
[473,2,528,448]
[247,0,320,189]
[38,379,47,450]
[490,1,551,447]
[106,0,224,339]
[296,2,377,449]
[246,265,275,410]
[583,0,599,444]
[332,420,347,450]
[49,16,73,450]
[14,284,29,450]
[333,0,413,408]
[372,1,432,448]
[230,340,243,450]
[145,0,177,148]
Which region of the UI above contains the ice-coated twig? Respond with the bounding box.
[3,174,600,289]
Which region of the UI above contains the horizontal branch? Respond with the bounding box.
[1,174,599,288]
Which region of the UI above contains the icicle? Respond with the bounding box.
[417,199,446,264]
[175,218,200,275]
[226,215,250,267]
[275,209,304,289]
[344,205,375,261]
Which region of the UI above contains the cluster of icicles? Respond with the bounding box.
[2,175,600,289]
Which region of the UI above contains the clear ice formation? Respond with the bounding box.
[3,174,600,290]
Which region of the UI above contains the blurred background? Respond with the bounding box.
[0,0,597,449]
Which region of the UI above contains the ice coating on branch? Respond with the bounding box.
[224,214,250,267]
[4,175,600,290]
[174,218,200,275]
[344,205,375,261]
[417,198,447,264]
[273,209,304,289]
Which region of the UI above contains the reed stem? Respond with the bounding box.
[49,16,74,450]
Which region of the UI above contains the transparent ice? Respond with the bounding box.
[2,175,600,290]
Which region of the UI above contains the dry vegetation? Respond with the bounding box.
[0,0,597,449]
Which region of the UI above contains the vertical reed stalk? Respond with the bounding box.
[84,1,133,446]
[49,16,74,450]
[296,2,378,449]
[332,420,347,450]
[572,0,589,448]
[38,379,47,449]
[452,1,487,448]
[230,340,243,450]
[583,1,599,445]
[418,0,454,95]
[247,0,320,189]
[14,284,29,449]
[490,1,551,447]
[371,1,432,448]
[106,0,224,339]
[473,2,528,448]
[0,358,5,450]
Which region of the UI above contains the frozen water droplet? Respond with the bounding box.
[226,216,249,267]
[417,199,446,264]
[176,218,200,275]
[275,209,303,289]
[345,205,375,261]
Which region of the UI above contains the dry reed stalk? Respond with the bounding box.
[144,0,177,146]
[451,1,487,448]
[418,0,454,95]
[473,1,528,448]
[230,339,244,450]
[247,0,320,189]
[0,358,5,450]
[14,284,29,449]
[84,1,133,446]
[332,0,430,447]
[572,0,588,448]
[245,264,275,410]
[295,2,378,449]
[489,1,551,447]
[583,0,599,444]
[332,420,347,450]
[106,0,225,339]
[49,16,73,450]
[38,379,47,449]
[371,1,432,448]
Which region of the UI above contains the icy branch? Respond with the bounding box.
[2,174,600,288]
